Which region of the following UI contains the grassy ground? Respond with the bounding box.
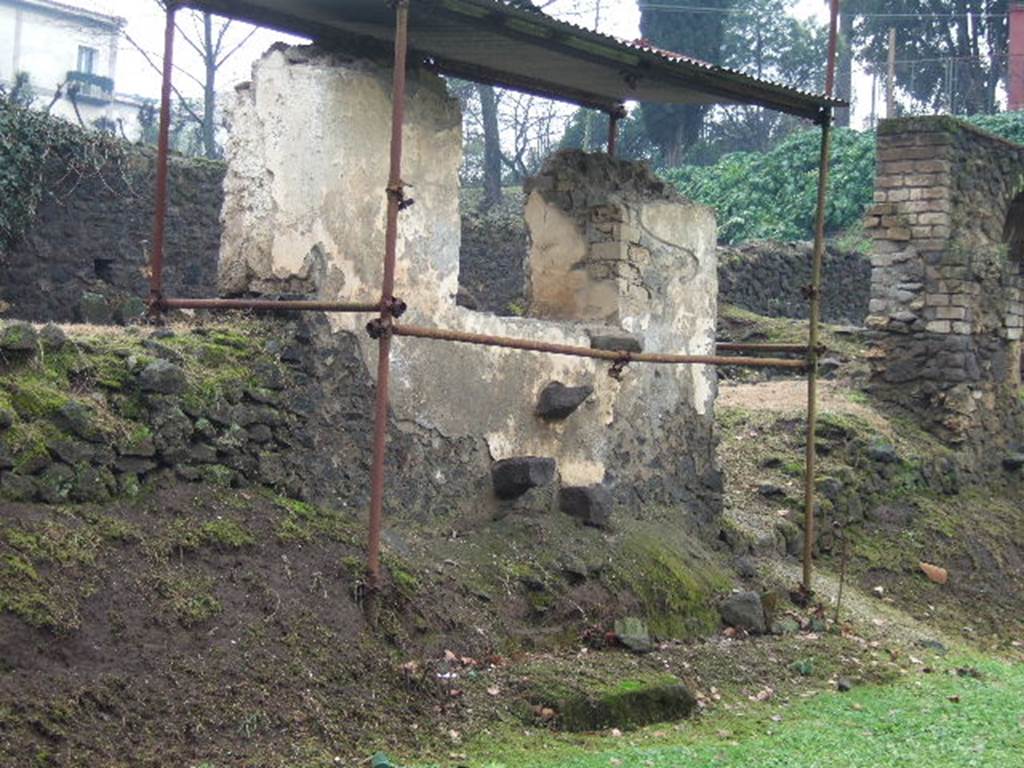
[435,654,1023,768]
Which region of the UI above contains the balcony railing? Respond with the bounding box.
[66,71,114,99]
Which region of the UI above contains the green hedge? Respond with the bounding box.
[0,99,125,248]
[665,112,1024,245]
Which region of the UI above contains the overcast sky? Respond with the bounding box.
[91,0,831,100]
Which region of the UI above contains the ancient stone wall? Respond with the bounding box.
[217,45,722,520]
[0,147,224,324]
[717,241,870,325]
[864,116,1024,451]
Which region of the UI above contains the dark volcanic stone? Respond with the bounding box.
[588,333,643,354]
[536,381,593,421]
[559,485,613,529]
[39,323,67,350]
[718,591,766,634]
[54,401,103,442]
[139,360,187,395]
[492,457,557,499]
[867,442,900,464]
[0,472,37,502]
[1002,453,1024,471]
[757,482,786,498]
[0,321,38,352]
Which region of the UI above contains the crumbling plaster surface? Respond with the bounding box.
[219,46,718,492]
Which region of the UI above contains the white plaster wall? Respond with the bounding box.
[220,46,717,487]
[4,5,117,91]
[0,5,16,84]
[0,2,140,137]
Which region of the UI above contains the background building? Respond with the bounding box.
[0,0,143,138]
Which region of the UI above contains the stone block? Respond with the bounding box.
[559,485,613,528]
[492,457,557,499]
[138,360,187,395]
[718,591,766,634]
[925,320,951,333]
[536,382,594,421]
[589,332,643,353]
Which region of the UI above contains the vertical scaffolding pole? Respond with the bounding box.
[802,111,833,592]
[366,0,411,596]
[803,0,840,594]
[148,1,177,312]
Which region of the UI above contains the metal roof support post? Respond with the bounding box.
[607,112,619,157]
[802,109,834,593]
[148,0,177,317]
[366,0,411,604]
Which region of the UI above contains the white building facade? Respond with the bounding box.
[0,0,144,139]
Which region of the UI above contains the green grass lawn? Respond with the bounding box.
[449,656,1024,768]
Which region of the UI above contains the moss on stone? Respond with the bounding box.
[520,666,695,732]
[609,531,729,640]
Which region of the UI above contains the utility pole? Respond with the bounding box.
[886,27,896,118]
[869,72,877,128]
[1011,3,1024,111]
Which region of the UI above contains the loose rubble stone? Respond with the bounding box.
[139,360,187,395]
[771,617,800,635]
[39,323,67,349]
[867,443,900,464]
[718,591,766,634]
[0,472,37,502]
[559,485,613,528]
[536,381,593,421]
[1002,453,1024,471]
[0,321,38,352]
[492,457,557,499]
[734,556,758,579]
[757,482,786,498]
[614,617,653,653]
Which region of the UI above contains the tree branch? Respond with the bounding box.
[123,31,205,126]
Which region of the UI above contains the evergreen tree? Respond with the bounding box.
[639,0,735,165]
[849,0,1008,115]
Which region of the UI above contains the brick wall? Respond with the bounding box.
[864,116,1024,450]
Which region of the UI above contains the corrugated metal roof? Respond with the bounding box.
[183,0,844,120]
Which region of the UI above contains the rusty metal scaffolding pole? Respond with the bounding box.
[802,0,841,593]
[802,112,834,592]
[391,324,807,370]
[366,0,411,597]
[148,1,177,313]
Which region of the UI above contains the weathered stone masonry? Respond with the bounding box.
[864,116,1024,448]
[0,147,223,324]
[217,45,723,523]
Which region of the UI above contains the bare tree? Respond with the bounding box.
[142,2,258,158]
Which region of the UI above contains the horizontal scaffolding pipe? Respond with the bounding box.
[158,297,381,313]
[392,324,807,369]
